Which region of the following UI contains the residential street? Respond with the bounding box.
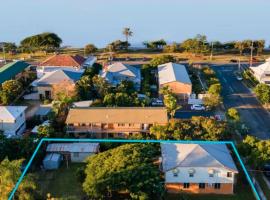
[213,64,270,139]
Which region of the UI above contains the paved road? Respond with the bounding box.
[174,110,214,119]
[212,64,270,139]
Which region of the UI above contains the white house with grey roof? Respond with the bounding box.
[158,62,192,98]
[31,69,83,100]
[161,143,238,194]
[250,58,270,85]
[100,62,141,90]
[0,106,27,137]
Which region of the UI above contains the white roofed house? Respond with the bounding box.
[0,106,27,137]
[100,62,141,90]
[46,143,100,163]
[158,62,192,99]
[161,143,238,194]
[250,58,270,85]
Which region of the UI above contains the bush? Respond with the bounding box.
[254,83,270,104]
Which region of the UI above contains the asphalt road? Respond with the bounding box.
[174,110,214,119]
[212,64,270,139]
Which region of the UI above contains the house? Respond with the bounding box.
[250,58,270,85]
[100,62,141,90]
[158,62,192,98]
[66,107,168,138]
[161,143,238,194]
[37,54,96,78]
[31,69,83,100]
[0,106,27,137]
[0,61,30,84]
[46,143,100,163]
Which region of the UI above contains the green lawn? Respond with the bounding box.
[34,163,85,200]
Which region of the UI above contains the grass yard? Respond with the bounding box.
[34,163,85,200]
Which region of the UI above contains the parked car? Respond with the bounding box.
[151,99,163,106]
[230,59,238,63]
[191,104,205,111]
[236,75,243,81]
[263,163,270,177]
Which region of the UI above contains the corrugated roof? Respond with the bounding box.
[66,107,168,124]
[46,143,99,153]
[161,143,238,172]
[158,62,191,85]
[39,54,86,67]
[250,59,270,77]
[0,106,27,121]
[0,61,30,84]
[34,69,83,86]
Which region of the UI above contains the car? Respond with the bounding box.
[263,163,270,177]
[191,104,205,111]
[151,99,164,106]
[236,75,243,81]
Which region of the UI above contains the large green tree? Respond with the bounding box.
[83,144,163,199]
[0,80,23,105]
[149,55,175,67]
[181,34,209,55]
[254,83,270,104]
[0,158,36,200]
[84,44,97,55]
[20,32,62,52]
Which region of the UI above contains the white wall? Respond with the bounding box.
[71,152,95,163]
[165,167,236,184]
[0,112,26,136]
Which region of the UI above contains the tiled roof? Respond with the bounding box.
[0,61,30,84]
[66,107,168,124]
[39,54,86,67]
[161,143,238,172]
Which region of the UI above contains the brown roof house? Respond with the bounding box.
[66,107,168,138]
[161,143,238,194]
[158,62,192,99]
[37,54,96,78]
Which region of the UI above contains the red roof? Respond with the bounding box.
[39,54,86,67]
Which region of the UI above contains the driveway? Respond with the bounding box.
[212,64,270,139]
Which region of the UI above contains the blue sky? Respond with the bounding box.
[0,0,269,47]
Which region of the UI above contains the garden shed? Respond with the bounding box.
[43,153,62,170]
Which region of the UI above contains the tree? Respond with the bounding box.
[254,40,265,56]
[254,83,270,104]
[143,39,167,50]
[83,144,164,199]
[163,43,178,53]
[20,32,62,52]
[163,93,181,118]
[226,108,240,122]
[92,75,111,98]
[181,34,209,55]
[0,158,36,200]
[106,40,129,52]
[37,125,54,138]
[149,55,175,67]
[234,41,245,56]
[0,80,23,105]
[1,42,17,53]
[208,83,221,95]
[84,44,97,55]
[122,27,133,50]
[52,80,77,101]
[76,76,94,100]
[203,94,221,109]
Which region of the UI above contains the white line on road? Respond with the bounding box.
[229,86,234,93]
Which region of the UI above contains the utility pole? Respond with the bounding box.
[2,45,6,64]
[210,42,214,61]
[250,40,254,67]
[238,58,241,72]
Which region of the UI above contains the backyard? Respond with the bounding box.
[34,163,85,200]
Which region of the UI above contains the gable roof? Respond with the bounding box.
[66,107,168,124]
[46,143,99,153]
[158,62,191,85]
[34,69,83,86]
[0,61,30,84]
[39,54,86,67]
[161,143,238,172]
[250,58,270,77]
[101,62,141,80]
[0,106,27,121]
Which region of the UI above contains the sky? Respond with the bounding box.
[0,0,269,47]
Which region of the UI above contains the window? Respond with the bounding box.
[189,173,194,177]
[227,172,233,178]
[214,183,221,189]
[73,152,79,157]
[183,183,190,189]
[118,123,125,127]
[209,173,214,177]
[199,183,205,189]
[172,169,179,177]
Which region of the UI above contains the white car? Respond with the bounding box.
[151,99,163,106]
[236,75,243,81]
[191,104,205,111]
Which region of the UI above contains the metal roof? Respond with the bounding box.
[0,106,27,121]
[161,143,238,172]
[46,143,100,153]
[158,62,192,85]
[0,61,30,84]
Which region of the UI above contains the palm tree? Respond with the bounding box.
[122,27,133,50]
